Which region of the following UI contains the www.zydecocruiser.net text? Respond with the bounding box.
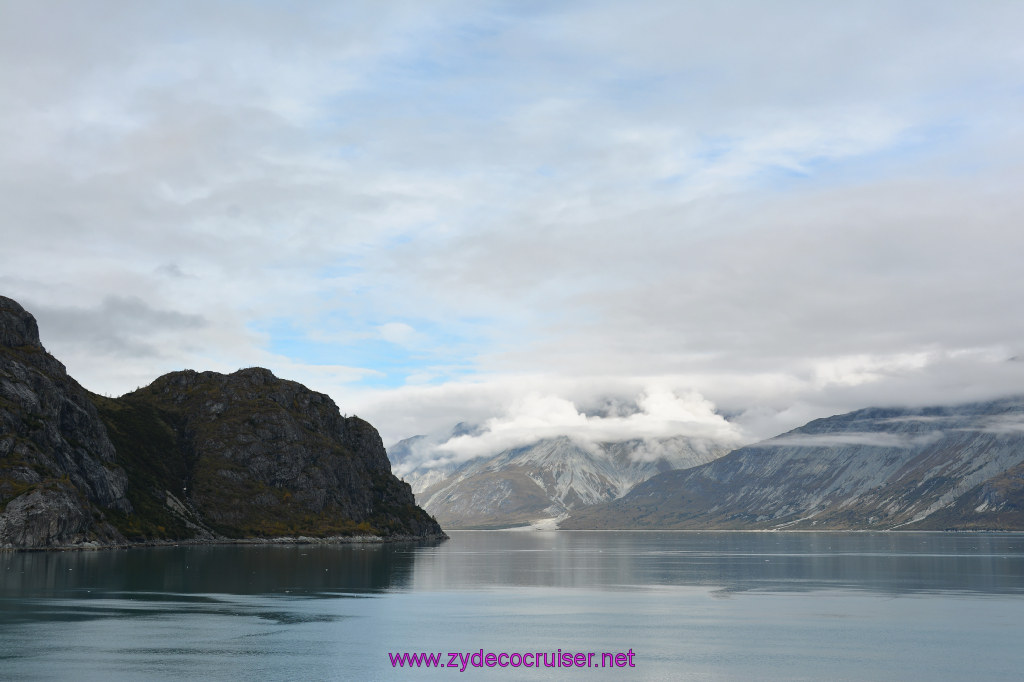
[389,649,636,671]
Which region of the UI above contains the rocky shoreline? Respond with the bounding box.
[2,530,448,552]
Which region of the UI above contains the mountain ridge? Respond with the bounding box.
[0,295,444,549]
[392,432,733,528]
[563,397,1024,530]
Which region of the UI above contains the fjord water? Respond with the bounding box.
[2,532,1022,680]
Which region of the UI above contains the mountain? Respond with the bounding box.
[392,433,732,528]
[0,295,444,548]
[388,422,483,495]
[563,399,1024,530]
[0,297,132,547]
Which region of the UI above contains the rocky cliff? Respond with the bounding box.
[97,368,443,541]
[0,297,130,547]
[0,296,443,548]
[564,399,1024,530]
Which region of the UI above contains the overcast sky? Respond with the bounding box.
[3,1,1024,456]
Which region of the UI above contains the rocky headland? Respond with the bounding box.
[0,295,444,549]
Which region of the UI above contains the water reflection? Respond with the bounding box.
[2,532,1023,681]
[2,531,1022,603]
[408,531,1024,595]
[0,541,431,598]
[0,541,439,629]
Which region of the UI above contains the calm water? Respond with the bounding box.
[1,531,1023,680]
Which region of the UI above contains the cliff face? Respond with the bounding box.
[98,368,443,541]
[564,399,1024,531]
[0,297,130,547]
[1,296,443,548]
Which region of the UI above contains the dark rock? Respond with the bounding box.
[101,366,444,540]
[1,295,444,548]
[1,296,130,548]
[0,487,116,548]
[0,296,41,349]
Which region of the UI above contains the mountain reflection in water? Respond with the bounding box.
[1,532,1022,681]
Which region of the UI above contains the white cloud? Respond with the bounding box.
[380,385,744,470]
[809,353,932,389]
[978,414,1024,435]
[763,432,945,449]
[2,1,1024,456]
[377,322,419,346]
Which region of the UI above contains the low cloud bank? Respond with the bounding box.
[763,432,944,449]
[979,413,1024,435]
[391,387,744,474]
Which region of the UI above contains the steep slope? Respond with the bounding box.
[397,434,731,528]
[97,368,443,541]
[1,296,132,547]
[564,399,1024,530]
[1,295,443,548]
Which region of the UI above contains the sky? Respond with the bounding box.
[3,0,1024,462]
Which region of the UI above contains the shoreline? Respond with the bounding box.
[8,526,1022,551]
[1,531,449,553]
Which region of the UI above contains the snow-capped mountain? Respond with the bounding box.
[564,396,1024,531]
[389,432,733,528]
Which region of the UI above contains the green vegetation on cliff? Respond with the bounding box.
[1,295,444,548]
[91,368,445,543]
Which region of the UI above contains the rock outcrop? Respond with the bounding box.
[98,367,443,541]
[0,296,130,547]
[1,295,443,548]
[564,398,1024,530]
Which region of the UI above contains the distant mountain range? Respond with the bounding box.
[563,398,1024,531]
[390,431,733,528]
[10,291,1022,543]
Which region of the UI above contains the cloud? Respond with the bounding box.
[377,322,419,346]
[30,296,206,359]
[876,415,954,424]
[763,432,945,449]
[354,347,1024,451]
[977,414,1024,435]
[391,386,744,470]
[2,2,1024,453]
